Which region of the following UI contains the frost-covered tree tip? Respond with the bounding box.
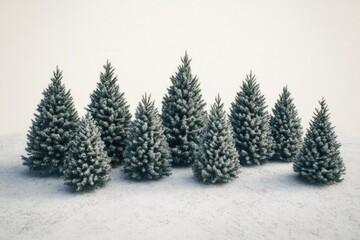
[294,99,345,184]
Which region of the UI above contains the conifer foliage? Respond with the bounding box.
[22,68,79,175]
[293,99,345,184]
[162,52,206,166]
[270,87,303,162]
[230,71,274,166]
[193,95,240,184]
[63,114,111,191]
[87,61,131,165]
[124,94,172,180]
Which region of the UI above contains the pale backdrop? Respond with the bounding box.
[0,0,359,137]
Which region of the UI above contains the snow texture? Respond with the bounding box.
[1,134,359,240]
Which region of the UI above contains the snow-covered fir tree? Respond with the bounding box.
[63,114,111,191]
[87,61,131,165]
[161,52,206,166]
[293,99,345,184]
[230,71,274,165]
[124,94,172,180]
[22,68,79,175]
[270,86,303,162]
[193,95,240,184]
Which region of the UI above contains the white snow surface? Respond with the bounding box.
[1,134,359,240]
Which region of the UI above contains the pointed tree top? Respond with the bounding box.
[245,70,256,84]
[52,66,63,82]
[103,60,113,71]
[181,51,191,64]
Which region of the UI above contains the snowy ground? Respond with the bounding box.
[0,134,359,240]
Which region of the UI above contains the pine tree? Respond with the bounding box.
[124,94,172,180]
[193,95,240,184]
[22,68,79,175]
[270,86,303,162]
[230,71,274,166]
[162,52,206,166]
[87,61,131,165]
[63,114,111,191]
[293,99,345,184]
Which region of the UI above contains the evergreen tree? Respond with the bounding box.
[162,52,206,166]
[270,86,303,162]
[63,114,111,191]
[87,61,131,165]
[22,68,79,175]
[230,71,274,166]
[193,95,240,184]
[124,94,172,180]
[293,99,345,184]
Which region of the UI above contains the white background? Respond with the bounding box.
[1,0,359,137]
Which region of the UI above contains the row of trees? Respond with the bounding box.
[22,53,345,191]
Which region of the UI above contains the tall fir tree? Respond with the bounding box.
[87,61,131,165]
[230,71,274,166]
[162,52,206,166]
[124,94,172,180]
[22,67,79,175]
[270,86,303,162]
[63,114,111,192]
[293,99,345,184]
[193,95,240,184]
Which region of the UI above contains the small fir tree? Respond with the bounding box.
[293,99,345,184]
[63,114,111,191]
[87,61,131,165]
[161,52,206,166]
[230,71,274,165]
[270,86,303,162]
[193,95,240,184]
[22,68,79,175]
[124,94,172,180]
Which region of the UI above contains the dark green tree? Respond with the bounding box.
[162,52,206,166]
[22,68,79,175]
[230,71,274,165]
[87,61,131,165]
[124,94,172,180]
[293,99,345,184]
[63,114,111,191]
[193,95,240,184]
[270,86,303,162]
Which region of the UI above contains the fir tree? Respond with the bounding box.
[124,94,172,180]
[230,71,274,166]
[63,114,111,191]
[87,61,131,165]
[193,95,240,184]
[293,99,345,184]
[162,52,206,166]
[22,67,79,175]
[270,86,303,162]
